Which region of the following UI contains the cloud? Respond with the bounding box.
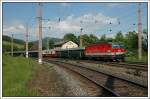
[3,12,117,40]
[45,13,117,38]
[3,23,25,35]
[3,22,38,41]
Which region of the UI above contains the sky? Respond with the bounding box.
[2,2,148,41]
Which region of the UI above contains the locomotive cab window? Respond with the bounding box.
[119,44,125,48]
[112,44,120,48]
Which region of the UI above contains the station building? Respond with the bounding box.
[43,40,79,57]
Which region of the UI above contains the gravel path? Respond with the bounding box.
[27,62,102,96]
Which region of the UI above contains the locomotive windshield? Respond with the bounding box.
[119,44,125,48]
[112,44,120,48]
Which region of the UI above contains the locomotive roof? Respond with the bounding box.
[86,42,122,47]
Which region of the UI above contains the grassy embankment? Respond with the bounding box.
[125,52,148,63]
[3,54,39,96]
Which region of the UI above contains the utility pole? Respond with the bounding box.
[47,38,49,50]
[138,3,142,60]
[38,3,43,64]
[11,34,13,56]
[26,23,29,58]
[80,28,83,47]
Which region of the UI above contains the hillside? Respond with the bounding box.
[29,37,62,49]
[3,35,25,45]
[2,35,25,52]
[2,35,62,51]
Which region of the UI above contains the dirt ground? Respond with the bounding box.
[27,63,102,96]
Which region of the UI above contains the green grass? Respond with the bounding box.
[3,55,39,96]
[125,52,148,63]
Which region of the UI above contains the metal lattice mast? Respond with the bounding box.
[138,3,142,60]
[38,3,43,64]
[11,34,14,56]
[26,24,29,58]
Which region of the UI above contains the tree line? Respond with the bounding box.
[2,29,148,55]
[62,29,148,53]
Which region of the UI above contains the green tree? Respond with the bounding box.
[114,31,124,43]
[81,34,90,47]
[77,34,99,47]
[63,33,77,43]
[142,29,148,51]
[125,31,138,50]
[28,42,34,50]
[89,34,99,44]
[99,34,107,42]
[49,40,54,49]
[107,38,114,42]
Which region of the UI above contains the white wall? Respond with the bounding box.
[61,41,78,49]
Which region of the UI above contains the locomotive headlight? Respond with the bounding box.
[107,50,111,52]
[118,49,121,52]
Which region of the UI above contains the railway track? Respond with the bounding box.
[44,58,148,97]
[102,62,147,71]
[55,58,147,71]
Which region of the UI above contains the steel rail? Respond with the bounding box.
[44,58,147,97]
[63,59,148,71]
[43,59,120,97]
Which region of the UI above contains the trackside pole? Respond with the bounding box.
[26,23,29,58]
[138,3,142,60]
[11,34,14,56]
[38,3,43,64]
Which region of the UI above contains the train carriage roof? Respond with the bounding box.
[56,47,85,51]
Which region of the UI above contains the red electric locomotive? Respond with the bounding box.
[85,42,126,61]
